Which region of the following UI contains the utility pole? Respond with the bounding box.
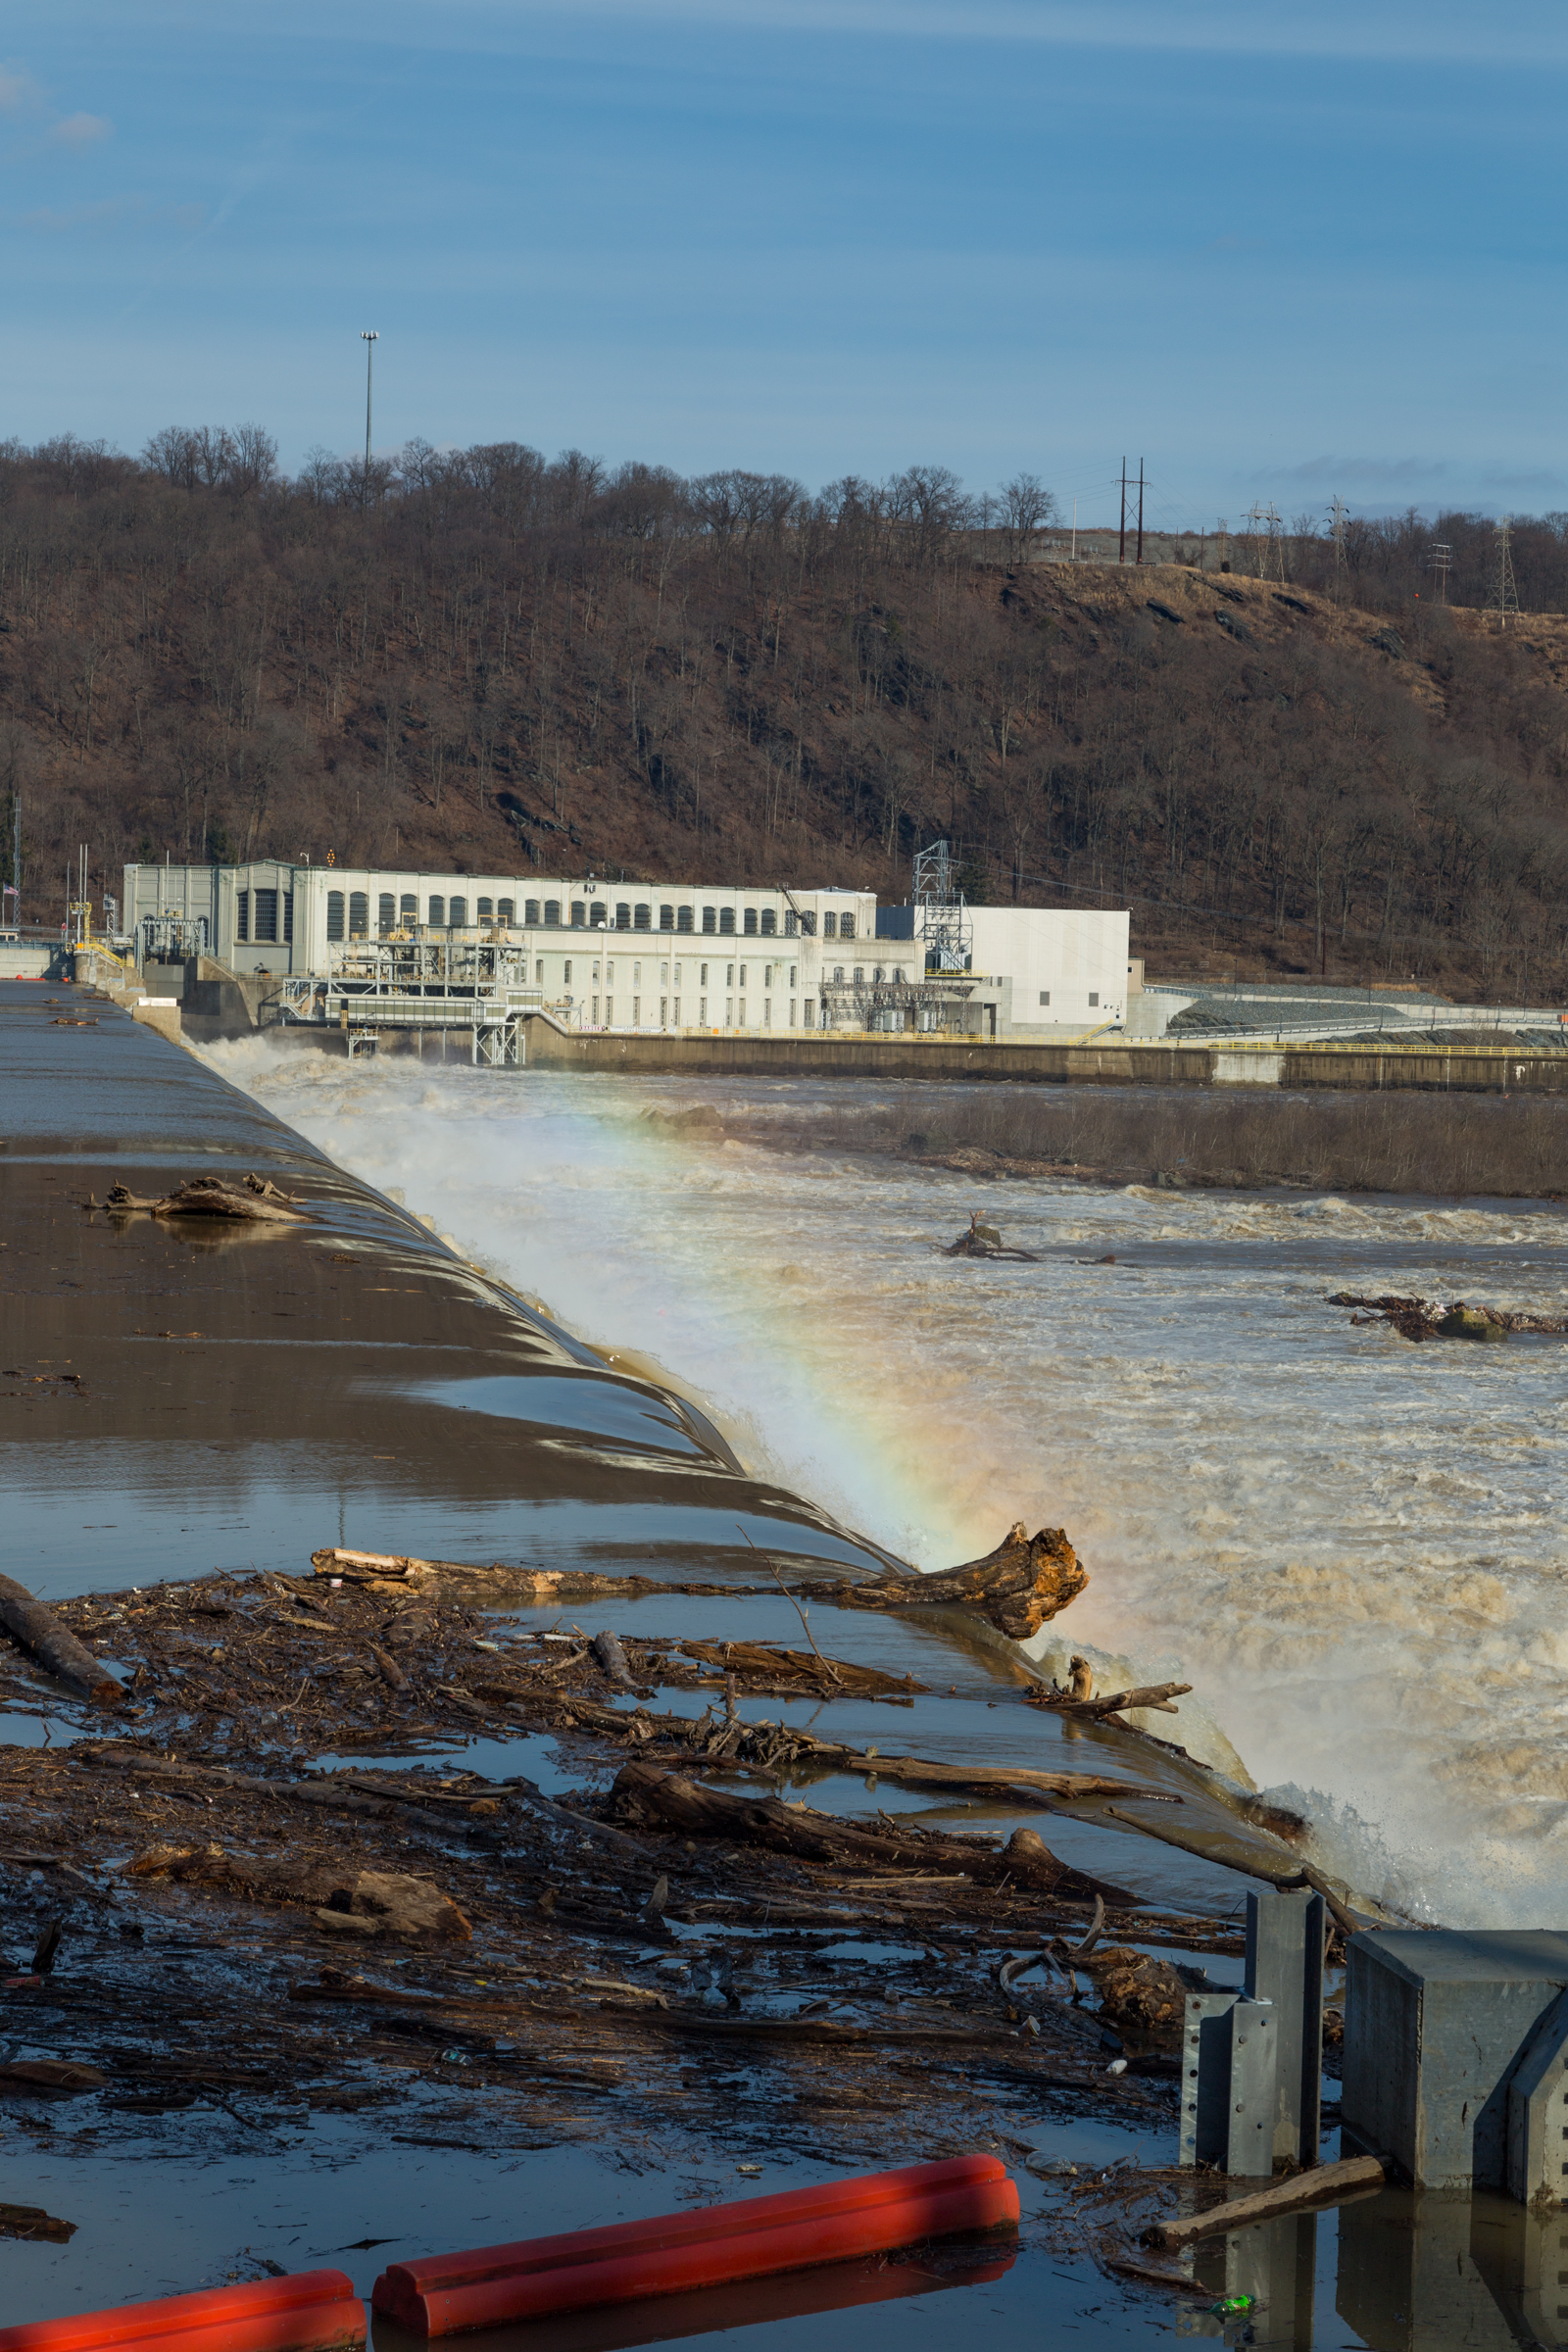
[1135,459,1146,564]
[1489,515,1520,626]
[1426,541,1452,604]
[1118,459,1127,564]
[360,330,378,489]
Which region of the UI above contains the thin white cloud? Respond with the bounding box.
[0,66,37,113]
[52,112,112,149]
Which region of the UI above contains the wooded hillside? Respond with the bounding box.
[5,428,1568,998]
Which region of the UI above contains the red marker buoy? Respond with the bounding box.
[373,2153,1018,2336]
[0,2267,365,2352]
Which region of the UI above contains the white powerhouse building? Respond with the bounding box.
[122,861,1129,1039]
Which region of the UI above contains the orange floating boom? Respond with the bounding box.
[0,2269,364,2352]
[372,2154,1018,2337]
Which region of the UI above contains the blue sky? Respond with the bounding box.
[3,1,1565,523]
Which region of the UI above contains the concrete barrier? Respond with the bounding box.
[514,1020,1568,1098]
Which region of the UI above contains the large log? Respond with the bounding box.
[0,1576,122,1705]
[795,1524,1087,1641]
[610,1761,1133,1903]
[1144,2155,1386,2249]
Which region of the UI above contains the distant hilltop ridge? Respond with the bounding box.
[0,433,1563,1003]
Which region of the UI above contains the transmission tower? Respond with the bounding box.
[1328,496,1348,584]
[1489,516,1520,626]
[1426,541,1452,604]
[1244,503,1286,582]
[912,840,973,973]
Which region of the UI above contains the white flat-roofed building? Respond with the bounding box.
[121,862,917,1035]
[876,901,1130,1036]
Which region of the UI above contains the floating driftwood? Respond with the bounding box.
[312,1521,1088,1642]
[944,1214,1041,1261]
[0,1573,122,1705]
[1026,1678,1193,1724]
[1328,1290,1567,1342]
[1144,2154,1386,2249]
[96,1174,314,1224]
[610,1760,1136,1903]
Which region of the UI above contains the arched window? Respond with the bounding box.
[784,909,798,935]
[497,898,514,925]
[570,902,586,927]
[327,891,345,941]
[400,893,416,921]
[822,910,837,938]
[615,903,631,929]
[348,891,368,937]
[743,907,758,935]
[719,907,736,935]
[702,906,716,933]
[840,912,857,939]
[833,965,844,982]
[760,907,776,935]
[477,897,494,921]
[543,900,560,925]
[655,905,670,930]
[676,906,694,932]
[427,896,445,926]
[800,909,816,934]
[524,899,541,924]
[589,902,608,927]
[378,893,395,932]
[639,906,656,930]
[449,897,467,927]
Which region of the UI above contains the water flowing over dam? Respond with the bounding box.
[210,1040,1568,1930]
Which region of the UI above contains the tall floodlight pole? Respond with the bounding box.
[361,331,378,487]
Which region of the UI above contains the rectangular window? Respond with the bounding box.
[790,964,797,987]
[536,961,544,983]
[607,962,615,985]
[763,999,771,1027]
[282,892,293,943]
[658,997,665,1025]
[254,888,278,942]
[1039,990,1051,1006]
[672,997,680,1025]
[725,999,733,1025]
[236,889,250,942]
[564,959,572,983]
[822,911,837,938]
[571,903,586,927]
[427,896,445,927]
[804,999,814,1028]
[660,961,668,985]
[789,999,797,1025]
[740,964,748,987]
[738,998,747,1026]
[326,891,344,942]
[673,963,681,985]
[841,914,856,939]
[699,996,708,1024]
[785,909,798,935]
[700,963,708,985]
[592,996,600,1023]
[605,998,613,1024]
[1088,992,1099,1007]
[634,997,642,1024]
